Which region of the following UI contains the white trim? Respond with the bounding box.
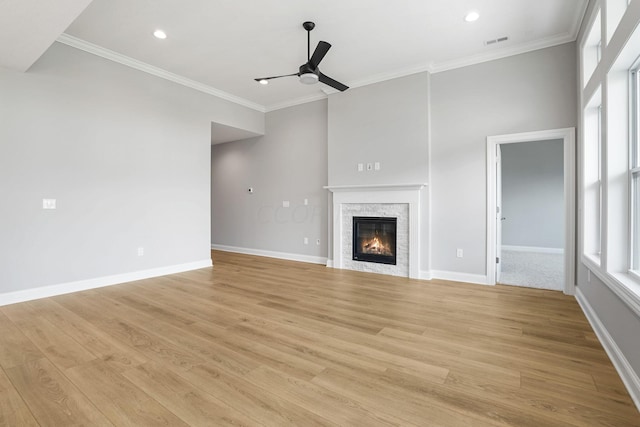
[487,128,576,295]
[583,260,640,318]
[430,33,578,74]
[324,183,427,192]
[420,270,433,281]
[322,33,583,93]
[326,259,334,268]
[575,288,640,411]
[265,93,328,112]
[211,244,327,265]
[56,34,266,113]
[326,187,423,279]
[429,270,491,286]
[0,259,212,307]
[502,245,564,254]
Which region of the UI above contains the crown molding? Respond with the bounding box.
[264,92,327,112]
[320,31,579,94]
[429,32,577,74]
[56,33,266,113]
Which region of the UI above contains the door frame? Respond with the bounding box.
[486,128,576,295]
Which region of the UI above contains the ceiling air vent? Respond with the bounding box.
[485,36,509,46]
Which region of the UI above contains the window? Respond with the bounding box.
[631,67,640,274]
[582,10,601,87]
[583,89,603,262]
[607,0,629,43]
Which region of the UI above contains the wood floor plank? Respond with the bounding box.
[0,366,39,427]
[0,311,44,370]
[65,359,189,426]
[174,362,335,426]
[26,298,150,372]
[2,304,96,370]
[0,250,637,426]
[122,361,265,426]
[5,358,112,426]
[244,364,410,426]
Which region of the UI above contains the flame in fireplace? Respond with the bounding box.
[362,236,393,256]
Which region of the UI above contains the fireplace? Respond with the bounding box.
[352,216,397,265]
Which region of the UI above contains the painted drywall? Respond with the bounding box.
[575,0,640,405]
[0,42,263,294]
[327,72,429,186]
[430,43,577,276]
[211,100,328,260]
[501,139,564,249]
[327,72,430,271]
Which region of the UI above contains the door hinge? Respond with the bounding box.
[496,257,500,264]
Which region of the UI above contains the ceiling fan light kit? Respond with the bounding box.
[299,73,319,84]
[254,21,349,92]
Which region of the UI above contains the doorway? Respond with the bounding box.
[486,128,575,295]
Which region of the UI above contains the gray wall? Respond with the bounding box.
[327,72,430,270]
[430,43,577,276]
[327,72,429,186]
[211,100,328,259]
[501,139,564,249]
[0,42,263,294]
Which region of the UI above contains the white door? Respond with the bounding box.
[496,145,503,283]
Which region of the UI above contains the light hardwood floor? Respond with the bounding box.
[0,250,638,426]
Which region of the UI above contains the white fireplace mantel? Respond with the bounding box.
[325,183,427,279]
[324,183,427,192]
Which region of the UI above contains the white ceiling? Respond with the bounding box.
[3,0,588,111]
[0,0,92,71]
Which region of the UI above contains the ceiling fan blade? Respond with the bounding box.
[309,41,331,69]
[254,73,298,82]
[319,73,349,92]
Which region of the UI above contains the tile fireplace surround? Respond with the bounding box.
[324,184,426,279]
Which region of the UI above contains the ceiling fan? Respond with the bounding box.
[254,21,349,92]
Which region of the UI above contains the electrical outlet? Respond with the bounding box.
[374,162,380,171]
[357,163,364,172]
[137,247,144,256]
[456,248,463,258]
[304,198,308,206]
[304,237,309,245]
[282,201,289,208]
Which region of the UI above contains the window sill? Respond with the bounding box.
[582,253,601,271]
[582,260,640,318]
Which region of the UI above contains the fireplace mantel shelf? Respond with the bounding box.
[323,183,427,192]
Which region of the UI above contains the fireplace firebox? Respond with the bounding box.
[352,216,397,265]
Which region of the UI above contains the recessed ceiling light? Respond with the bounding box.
[258,79,269,85]
[153,29,167,39]
[464,11,480,22]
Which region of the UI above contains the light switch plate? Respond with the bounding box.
[283,201,290,208]
[42,199,56,209]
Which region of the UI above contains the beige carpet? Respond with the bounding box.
[499,249,564,291]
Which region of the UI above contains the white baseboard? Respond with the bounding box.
[211,244,327,265]
[575,288,640,411]
[429,270,491,286]
[0,259,213,307]
[420,270,433,280]
[502,245,564,254]
[326,260,334,268]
